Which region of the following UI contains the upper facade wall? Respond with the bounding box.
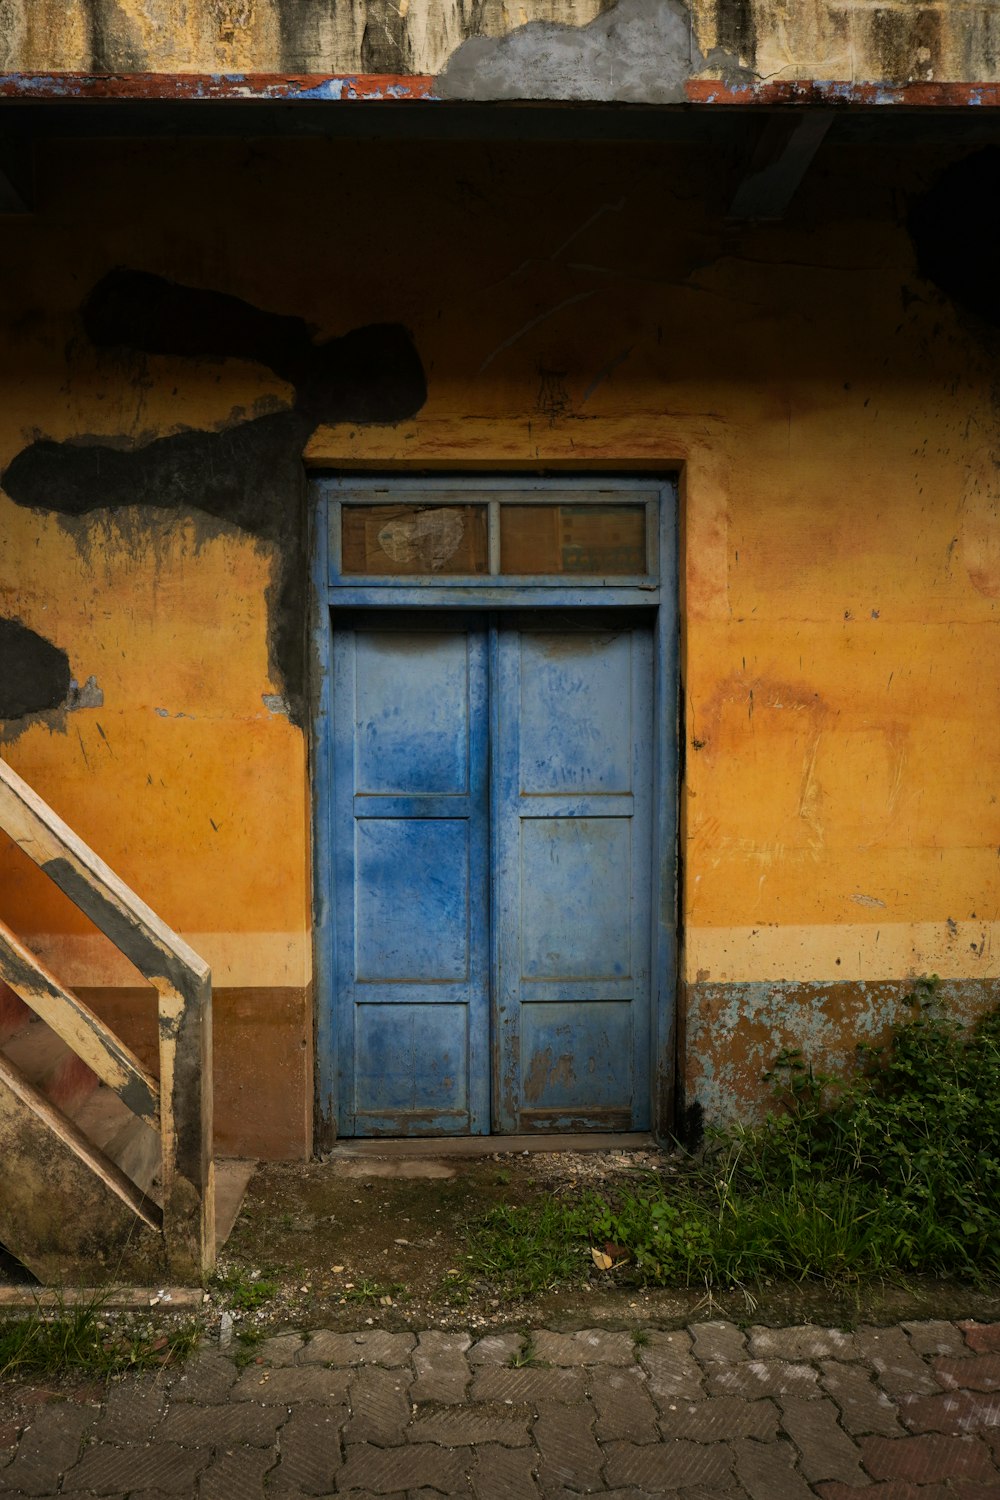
[1,0,998,93]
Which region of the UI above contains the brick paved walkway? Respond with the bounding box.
[3,1319,1000,1496]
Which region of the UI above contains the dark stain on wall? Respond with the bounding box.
[909,148,1000,329]
[87,0,147,72]
[2,271,428,726]
[360,0,414,74]
[82,269,427,426]
[0,619,72,720]
[713,0,755,67]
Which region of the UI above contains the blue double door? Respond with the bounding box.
[332,613,653,1136]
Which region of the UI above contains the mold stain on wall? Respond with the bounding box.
[1,269,427,729]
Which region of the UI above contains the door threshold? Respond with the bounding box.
[325,1132,657,1159]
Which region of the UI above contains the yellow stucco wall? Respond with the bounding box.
[1,136,998,1150]
[1,0,997,85]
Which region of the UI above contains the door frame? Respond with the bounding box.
[309,475,679,1148]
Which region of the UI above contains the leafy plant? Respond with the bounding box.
[211,1267,277,1311]
[468,982,1000,1293]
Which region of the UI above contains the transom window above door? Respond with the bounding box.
[328,483,659,587]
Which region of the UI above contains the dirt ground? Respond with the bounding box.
[209,1146,1000,1340]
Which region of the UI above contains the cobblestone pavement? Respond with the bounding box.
[4,1320,1000,1496]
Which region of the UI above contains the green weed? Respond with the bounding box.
[340,1278,407,1305]
[469,982,1000,1293]
[211,1267,277,1311]
[0,1296,198,1380]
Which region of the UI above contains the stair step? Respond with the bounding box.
[2,1018,100,1115]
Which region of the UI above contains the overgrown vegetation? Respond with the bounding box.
[0,1297,199,1380]
[468,981,1000,1295]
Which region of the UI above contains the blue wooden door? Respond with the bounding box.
[332,614,652,1135]
[494,618,653,1132]
[333,617,490,1135]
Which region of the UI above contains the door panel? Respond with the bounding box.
[333,620,490,1136]
[494,621,653,1133]
[333,613,653,1137]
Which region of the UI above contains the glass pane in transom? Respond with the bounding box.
[499,504,646,576]
[342,505,488,575]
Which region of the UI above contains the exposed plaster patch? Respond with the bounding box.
[438,0,746,102]
[261,692,290,716]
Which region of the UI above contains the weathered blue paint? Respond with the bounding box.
[311,475,679,1141]
[332,619,490,1135]
[494,620,653,1130]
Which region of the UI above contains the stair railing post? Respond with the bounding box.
[155,969,215,1283]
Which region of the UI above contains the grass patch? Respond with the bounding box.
[0,1298,198,1381]
[211,1267,277,1311]
[468,981,1000,1294]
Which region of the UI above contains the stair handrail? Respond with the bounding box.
[0,756,214,1281]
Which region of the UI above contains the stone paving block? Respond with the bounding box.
[470,1365,587,1405]
[63,1439,209,1494]
[658,1394,778,1442]
[96,1377,167,1443]
[533,1398,603,1491]
[0,1403,95,1495]
[748,1325,857,1362]
[273,1402,346,1493]
[936,1353,1000,1391]
[531,1329,635,1366]
[861,1432,996,1483]
[637,1330,705,1401]
[470,1442,541,1499]
[855,1327,941,1397]
[411,1331,472,1405]
[820,1359,904,1436]
[705,1358,819,1399]
[817,1483,950,1499]
[591,1366,660,1443]
[159,1399,285,1447]
[298,1329,416,1367]
[199,1444,276,1500]
[469,1334,524,1367]
[902,1320,969,1358]
[168,1351,239,1403]
[951,1483,1000,1499]
[232,1365,351,1404]
[407,1408,531,1446]
[346,1364,412,1444]
[604,1438,735,1490]
[962,1324,1000,1355]
[260,1332,306,1366]
[339,1441,470,1493]
[731,1435,814,1500]
[900,1388,1000,1434]
[779,1394,866,1484]
[691,1322,748,1365]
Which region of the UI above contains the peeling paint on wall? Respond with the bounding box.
[682,977,1000,1125]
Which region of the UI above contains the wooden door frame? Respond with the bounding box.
[308,475,679,1150]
